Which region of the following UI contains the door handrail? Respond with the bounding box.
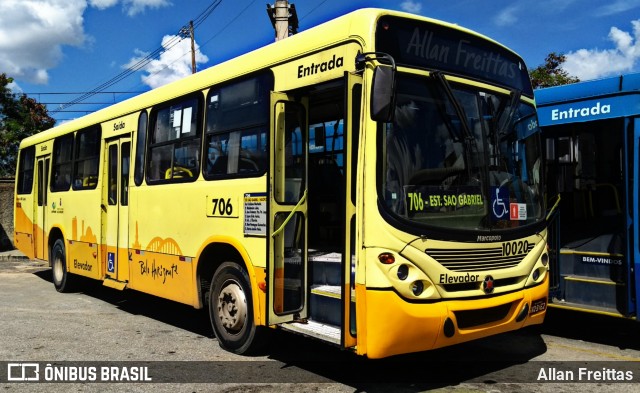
[272,189,308,238]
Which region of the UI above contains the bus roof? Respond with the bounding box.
[21,7,522,147]
[535,73,640,127]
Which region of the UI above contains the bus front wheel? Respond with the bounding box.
[208,261,265,354]
[51,238,76,293]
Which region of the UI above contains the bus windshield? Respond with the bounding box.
[381,73,543,232]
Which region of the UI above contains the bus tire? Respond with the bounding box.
[50,238,76,293]
[209,261,265,354]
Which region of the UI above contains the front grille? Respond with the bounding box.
[454,302,513,329]
[441,276,521,292]
[426,244,534,272]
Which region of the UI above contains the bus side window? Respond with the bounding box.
[239,130,266,173]
[134,111,148,186]
[204,73,272,179]
[16,146,35,195]
[205,129,266,176]
[206,134,229,175]
[121,142,130,205]
[149,145,173,180]
[108,144,118,205]
[147,97,202,183]
[51,134,74,192]
[73,126,101,190]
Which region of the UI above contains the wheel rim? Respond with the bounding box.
[216,280,247,334]
[52,250,63,285]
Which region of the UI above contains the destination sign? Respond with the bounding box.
[405,185,484,216]
[375,16,533,96]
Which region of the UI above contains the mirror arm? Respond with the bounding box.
[355,52,396,71]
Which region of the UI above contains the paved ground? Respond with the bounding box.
[1,252,639,392]
[0,248,29,261]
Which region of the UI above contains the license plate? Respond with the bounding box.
[530,298,547,314]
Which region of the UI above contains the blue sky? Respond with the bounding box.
[2,0,640,123]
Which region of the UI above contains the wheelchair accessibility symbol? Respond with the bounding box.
[107,252,115,273]
[491,187,509,220]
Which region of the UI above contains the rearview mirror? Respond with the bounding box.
[370,65,396,122]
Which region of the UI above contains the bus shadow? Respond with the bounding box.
[541,307,640,351]
[34,268,547,390]
[265,326,548,390]
[33,269,213,338]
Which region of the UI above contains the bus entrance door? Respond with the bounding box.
[34,155,50,260]
[267,93,309,325]
[632,118,640,318]
[101,137,131,288]
[341,72,361,348]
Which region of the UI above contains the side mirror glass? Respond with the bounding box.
[371,65,396,122]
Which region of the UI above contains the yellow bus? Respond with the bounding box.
[14,8,549,358]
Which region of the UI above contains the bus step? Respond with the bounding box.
[280,319,341,345]
[562,275,624,310]
[103,278,127,290]
[558,246,624,279]
[310,285,341,326]
[309,251,342,286]
[548,299,628,318]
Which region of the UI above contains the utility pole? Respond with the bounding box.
[189,20,196,74]
[267,0,298,41]
[180,20,197,74]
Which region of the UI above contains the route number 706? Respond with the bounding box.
[207,196,238,218]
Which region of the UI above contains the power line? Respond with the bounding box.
[50,0,223,115]
[23,91,144,96]
[34,102,128,105]
[48,0,266,120]
[198,0,258,50]
[299,0,327,22]
[50,37,182,113]
[46,110,98,113]
[192,0,222,29]
[93,0,258,108]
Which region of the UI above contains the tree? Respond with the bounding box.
[529,52,580,89]
[0,73,55,177]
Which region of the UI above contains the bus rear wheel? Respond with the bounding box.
[50,238,76,293]
[208,261,265,354]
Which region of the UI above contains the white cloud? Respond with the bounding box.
[0,0,175,86]
[594,0,640,17]
[494,5,519,27]
[536,0,579,14]
[89,0,171,16]
[125,34,209,89]
[123,0,172,16]
[0,0,87,84]
[88,0,118,9]
[7,80,23,94]
[563,19,640,80]
[400,1,422,14]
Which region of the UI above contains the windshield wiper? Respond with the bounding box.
[497,90,521,141]
[431,72,474,141]
[431,72,477,179]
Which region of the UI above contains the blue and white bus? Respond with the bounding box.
[536,73,640,319]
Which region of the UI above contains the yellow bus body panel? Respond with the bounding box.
[361,275,548,359]
[192,235,266,324]
[13,200,35,260]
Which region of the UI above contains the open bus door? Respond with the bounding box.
[267,93,309,325]
[630,117,640,318]
[544,120,632,317]
[342,72,361,347]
